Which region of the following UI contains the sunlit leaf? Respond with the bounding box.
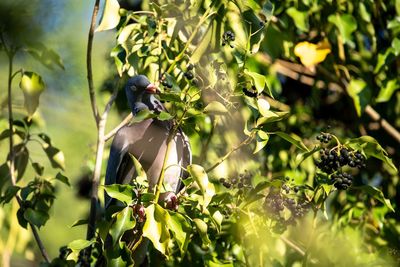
[346,136,397,172]
[142,204,170,255]
[346,79,369,116]
[38,134,65,170]
[103,184,136,204]
[254,130,269,154]
[376,79,399,103]
[109,206,136,244]
[328,14,357,44]
[286,7,308,32]
[356,185,395,212]
[158,111,174,121]
[68,239,95,251]
[95,0,120,32]
[187,164,215,209]
[19,71,45,118]
[204,101,228,115]
[256,98,271,116]
[244,70,272,96]
[294,40,331,67]
[193,218,211,247]
[274,132,309,151]
[129,154,147,185]
[55,172,70,186]
[167,211,191,256]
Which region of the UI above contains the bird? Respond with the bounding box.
[104,74,192,209]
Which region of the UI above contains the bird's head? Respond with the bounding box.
[125,75,162,115]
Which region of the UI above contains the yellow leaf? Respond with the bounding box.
[294,40,331,67]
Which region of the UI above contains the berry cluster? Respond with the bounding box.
[184,63,195,81]
[316,132,332,143]
[222,31,235,48]
[332,172,353,190]
[219,170,252,192]
[317,147,366,175]
[161,79,173,89]
[242,85,258,98]
[263,185,309,234]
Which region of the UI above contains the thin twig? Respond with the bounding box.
[104,113,133,142]
[4,43,50,263]
[86,0,101,126]
[206,135,254,173]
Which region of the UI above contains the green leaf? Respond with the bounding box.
[158,111,174,121]
[142,204,170,255]
[346,136,397,172]
[95,0,121,32]
[167,211,191,256]
[13,145,29,181]
[191,23,213,64]
[39,134,65,170]
[68,239,96,251]
[286,7,309,32]
[109,206,136,244]
[130,109,156,123]
[31,162,44,176]
[24,208,49,228]
[346,79,369,116]
[256,111,289,126]
[159,92,181,102]
[376,79,399,103]
[55,172,70,186]
[187,164,215,209]
[274,132,309,152]
[392,38,400,55]
[256,98,272,117]
[129,154,147,185]
[357,185,395,212]
[26,42,64,70]
[254,130,269,154]
[374,48,394,74]
[328,14,357,44]
[70,219,88,228]
[1,186,20,204]
[204,101,228,115]
[103,184,136,204]
[244,70,272,96]
[19,72,45,117]
[193,218,211,247]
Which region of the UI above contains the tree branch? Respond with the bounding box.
[104,113,132,142]
[5,45,50,263]
[86,0,101,126]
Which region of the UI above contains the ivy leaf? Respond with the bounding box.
[256,111,289,126]
[103,184,136,204]
[109,206,136,244]
[356,185,395,212]
[24,208,49,228]
[286,7,309,32]
[191,23,213,64]
[256,98,271,117]
[376,79,399,103]
[274,132,309,151]
[193,218,211,247]
[167,211,191,256]
[19,71,45,118]
[158,111,174,121]
[0,186,20,204]
[142,204,170,255]
[254,130,269,154]
[204,101,228,115]
[328,14,357,44]
[187,164,215,210]
[346,136,397,172]
[68,239,96,251]
[70,219,88,228]
[346,79,370,117]
[95,0,120,32]
[31,162,44,176]
[129,154,148,186]
[244,70,272,96]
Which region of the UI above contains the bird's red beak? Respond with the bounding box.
[145,83,159,94]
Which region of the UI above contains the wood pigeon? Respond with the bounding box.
[104,75,192,209]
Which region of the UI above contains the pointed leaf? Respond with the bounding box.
[109,206,136,244]
[274,132,309,151]
[193,218,211,247]
[328,14,357,44]
[187,164,215,209]
[68,239,96,251]
[19,72,45,117]
[204,101,228,115]
[95,0,120,32]
[167,211,191,256]
[55,172,70,186]
[142,204,170,255]
[103,184,136,204]
[357,185,395,212]
[129,154,147,185]
[24,208,49,228]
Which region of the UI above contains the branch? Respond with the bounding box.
[206,135,254,173]
[104,113,133,142]
[5,47,50,263]
[86,0,101,126]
